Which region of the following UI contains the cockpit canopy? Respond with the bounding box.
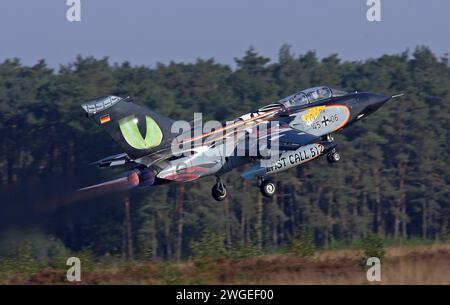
[279,86,348,108]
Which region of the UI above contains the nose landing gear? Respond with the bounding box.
[327,148,340,163]
[323,134,340,163]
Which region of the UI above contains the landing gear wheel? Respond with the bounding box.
[211,178,227,201]
[260,180,276,198]
[327,150,340,163]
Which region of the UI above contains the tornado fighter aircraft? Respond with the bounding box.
[80,86,397,201]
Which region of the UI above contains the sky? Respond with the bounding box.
[0,0,449,68]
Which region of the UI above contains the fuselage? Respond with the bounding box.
[152,87,390,184]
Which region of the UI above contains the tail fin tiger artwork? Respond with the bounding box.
[81,96,175,160]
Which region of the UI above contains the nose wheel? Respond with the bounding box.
[259,178,276,198]
[327,149,340,163]
[211,177,227,201]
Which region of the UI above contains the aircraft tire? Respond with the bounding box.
[327,152,340,163]
[260,180,276,198]
[327,153,333,163]
[331,152,340,162]
[212,183,227,201]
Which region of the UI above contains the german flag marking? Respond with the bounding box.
[100,114,111,124]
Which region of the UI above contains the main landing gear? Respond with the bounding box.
[258,178,276,198]
[212,177,227,201]
[211,177,277,201]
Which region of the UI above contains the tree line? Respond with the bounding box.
[0,45,449,261]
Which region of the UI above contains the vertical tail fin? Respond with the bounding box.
[81,96,175,160]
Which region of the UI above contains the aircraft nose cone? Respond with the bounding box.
[364,93,391,114]
[370,93,391,107]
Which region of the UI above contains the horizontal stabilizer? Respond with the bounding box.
[77,168,155,196]
[77,176,131,192]
[90,152,133,168]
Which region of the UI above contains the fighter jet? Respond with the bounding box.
[80,86,398,201]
